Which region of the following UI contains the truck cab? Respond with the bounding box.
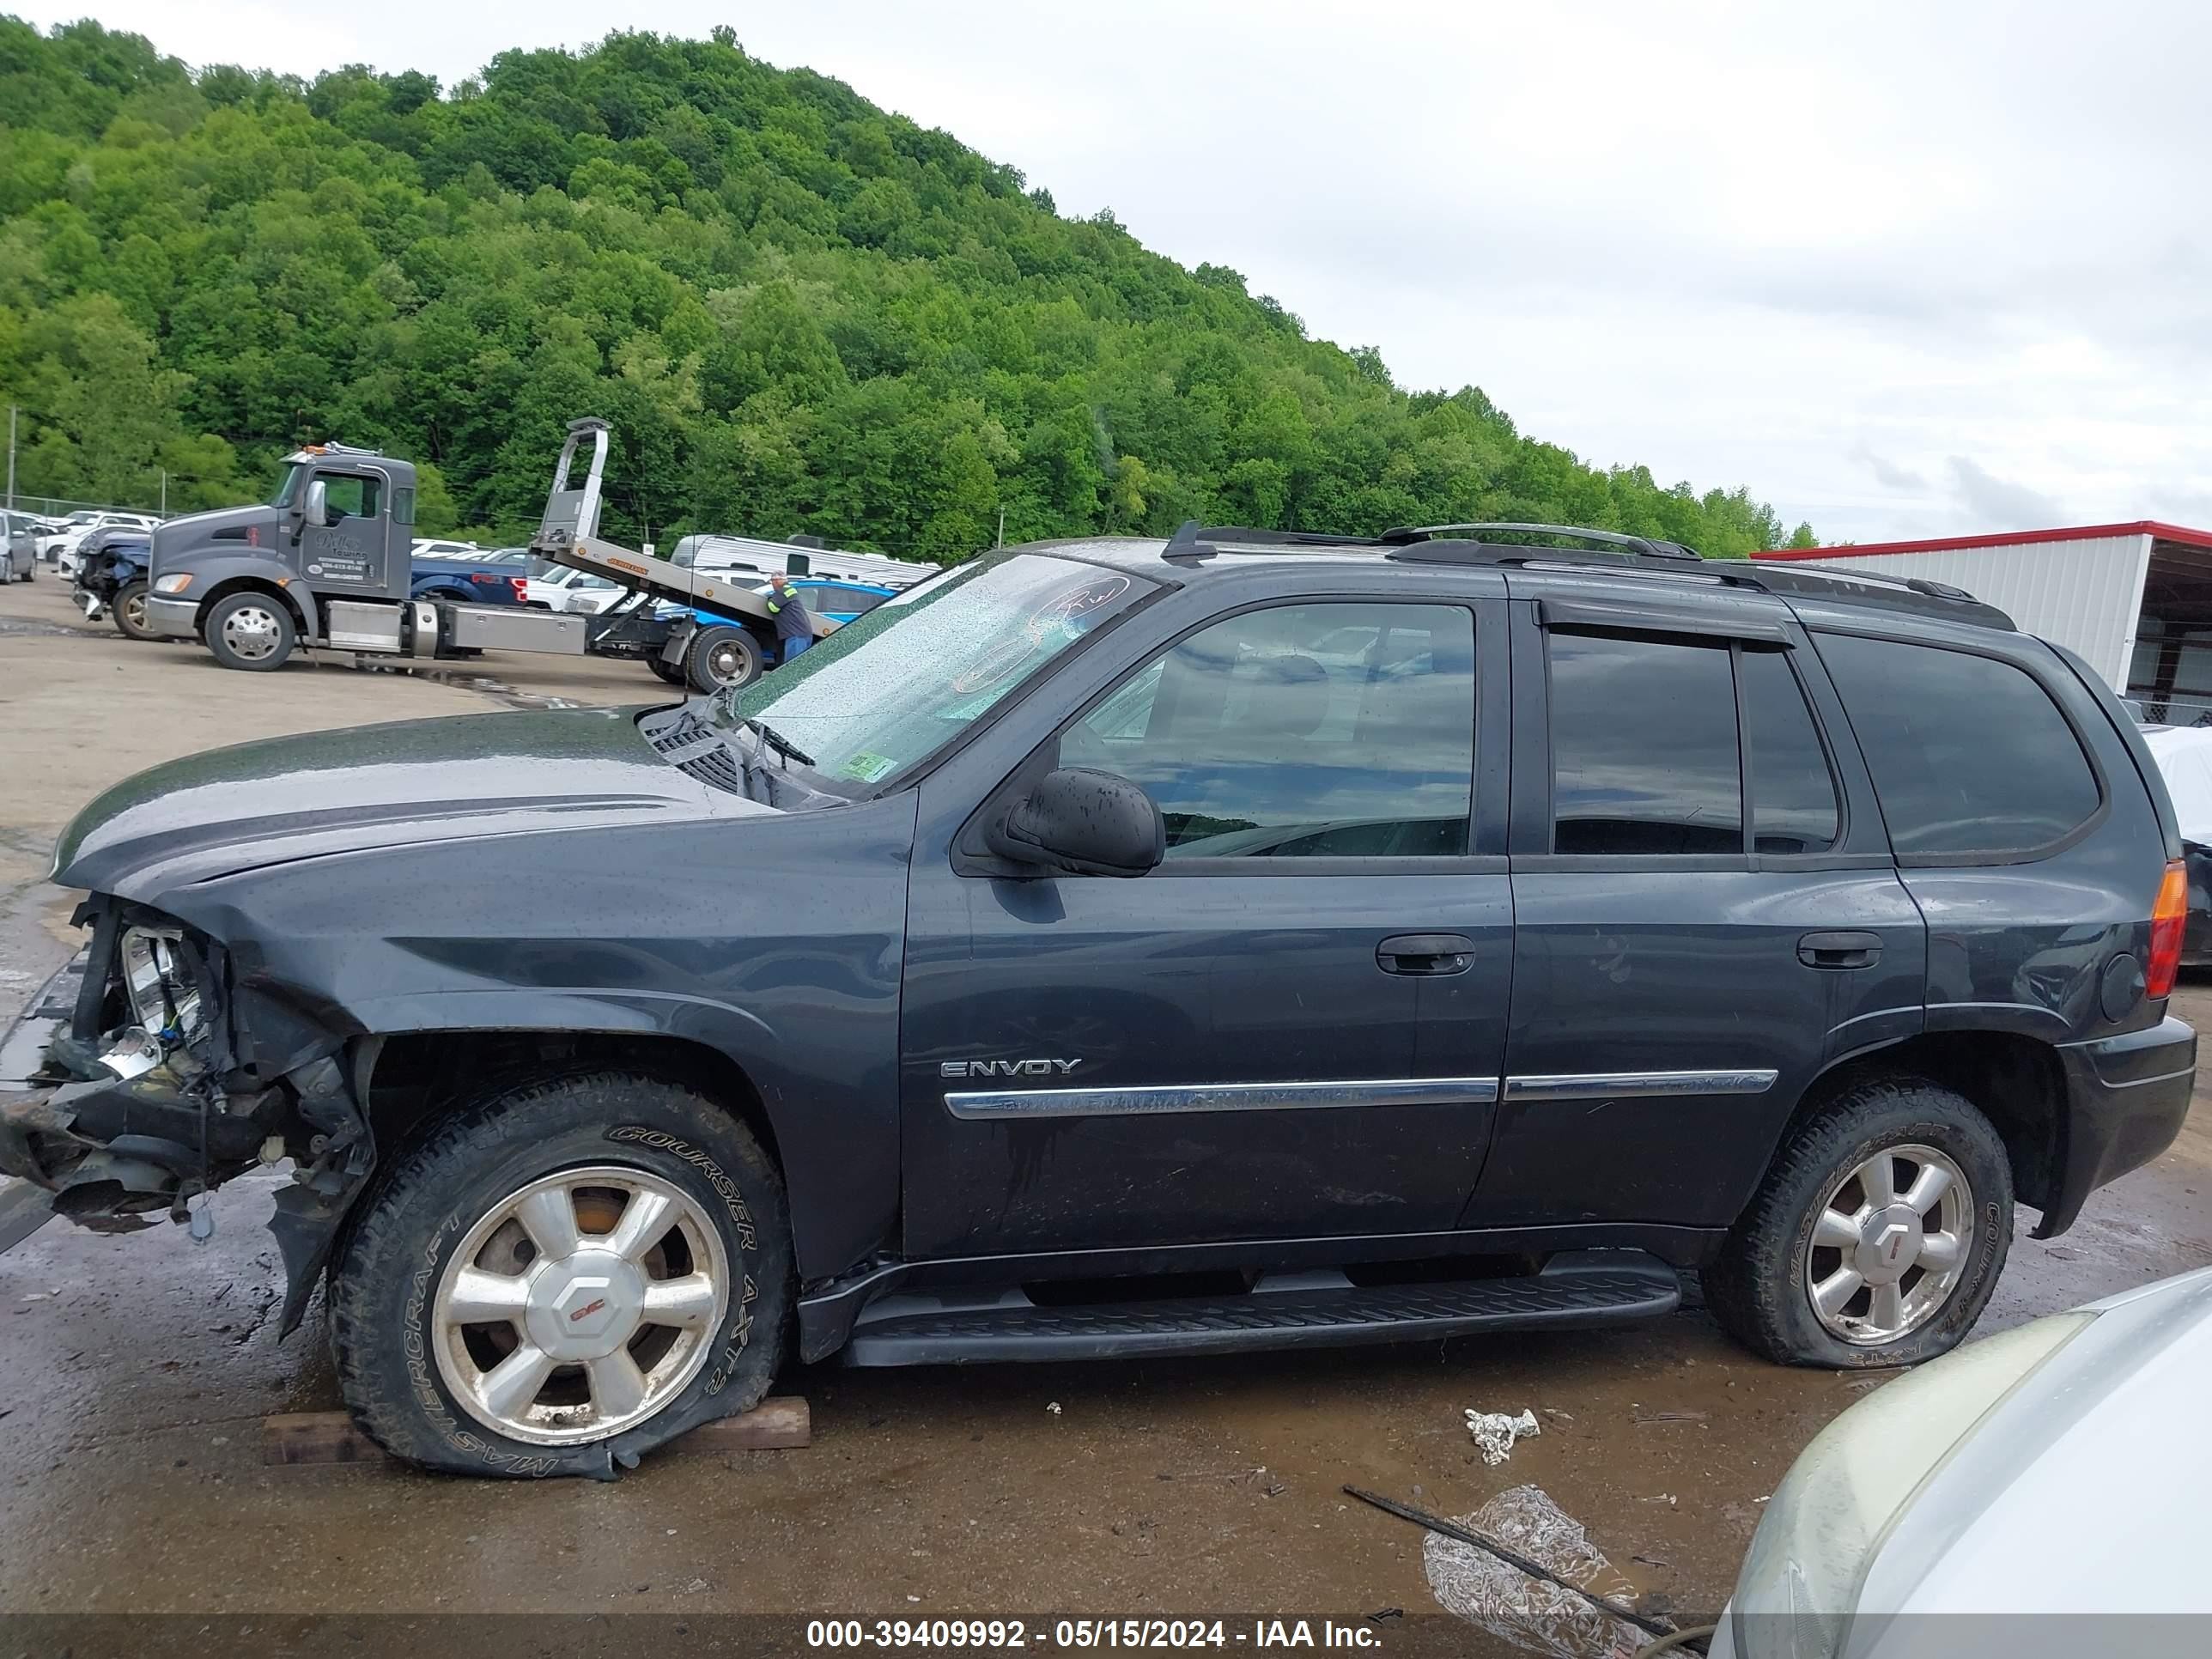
[144,444,421,669]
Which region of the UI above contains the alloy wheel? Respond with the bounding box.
[1803,1142,1971,1344]
[431,1164,730,1445]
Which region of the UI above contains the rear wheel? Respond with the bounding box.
[112,580,154,640]
[203,591,295,671]
[329,1072,791,1477]
[684,624,763,695]
[647,657,686,685]
[1705,1076,2011,1368]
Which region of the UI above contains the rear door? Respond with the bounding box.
[901,589,1516,1257]
[1468,590,1926,1232]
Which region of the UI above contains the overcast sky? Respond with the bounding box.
[17,0,2212,544]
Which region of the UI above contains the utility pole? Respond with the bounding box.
[160,470,167,514]
[996,507,1005,548]
[5,406,15,512]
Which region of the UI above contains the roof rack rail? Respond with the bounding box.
[1161,521,1376,562]
[1378,523,1703,562]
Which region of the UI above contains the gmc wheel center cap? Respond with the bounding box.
[525,1250,647,1359]
[1855,1209,1921,1284]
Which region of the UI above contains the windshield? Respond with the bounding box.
[267,463,305,509]
[705,551,1155,793]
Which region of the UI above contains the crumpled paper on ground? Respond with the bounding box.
[1423,1484,1650,1659]
[1465,1407,1540,1466]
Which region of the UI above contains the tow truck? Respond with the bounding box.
[143,420,927,691]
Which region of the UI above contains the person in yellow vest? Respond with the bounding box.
[763,573,813,665]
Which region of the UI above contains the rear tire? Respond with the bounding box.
[1705,1076,2012,1368]
[684,624,762,695]
[647,657,686,685]
[112,580,154,641]
[203,591,296,671]
[330,1072,792,1477]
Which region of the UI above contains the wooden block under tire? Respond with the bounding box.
[262,1395,811,1467]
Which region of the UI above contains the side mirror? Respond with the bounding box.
[988,767,1164,878]
[304,478,330,528]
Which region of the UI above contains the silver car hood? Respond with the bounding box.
[1856,1266,2212,1624]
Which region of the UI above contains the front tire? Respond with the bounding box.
[1705,1076,2012,1368]
[204,591,296,671]
[329,1072,792,1477]
[112,580,154,640]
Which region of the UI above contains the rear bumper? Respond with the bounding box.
[2041,1015,2197,1237]
[145,595,198,639]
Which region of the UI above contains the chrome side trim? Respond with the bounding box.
[1503,1069,1778,1103]
[943,1076,1501,1121]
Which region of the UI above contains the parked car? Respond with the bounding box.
[3,510,39,581]
[50,511,159,577]
[410,538,483,560]
[1710,1265,2212,1656]
[2141,723,2212,966]
[526,563,627,614]
[71,532,155,636]
[409,550,532,607]
[0,523,2194,1477]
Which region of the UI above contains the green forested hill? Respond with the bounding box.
[0,18,1816,556]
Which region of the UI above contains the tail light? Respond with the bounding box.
[509,575,528,598]
[2147,858,2189,1000]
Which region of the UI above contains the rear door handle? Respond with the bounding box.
[1798,930,1882,969]
[1377,933,1476,976]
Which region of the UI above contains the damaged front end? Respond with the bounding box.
[0,896,378,1335]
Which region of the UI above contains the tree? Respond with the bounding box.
[0,20,1813,558]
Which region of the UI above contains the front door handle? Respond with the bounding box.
[1377,933,1476,976]
[1798,930,1882,969]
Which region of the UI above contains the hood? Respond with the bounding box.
[1859,1267,2212,1620]
[149,503,278,568]
[54,706,779,901]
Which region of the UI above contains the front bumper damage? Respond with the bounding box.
[0,903,382,1334]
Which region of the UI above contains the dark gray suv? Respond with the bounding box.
[1,522,2194,1478]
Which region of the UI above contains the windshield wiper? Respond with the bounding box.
[738,717,816,770]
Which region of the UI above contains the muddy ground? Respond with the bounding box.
[3,574,2209,1640]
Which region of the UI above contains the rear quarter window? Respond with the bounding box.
[1817,632,2100,857]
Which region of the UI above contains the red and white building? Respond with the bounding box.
[1756,522,2212,724]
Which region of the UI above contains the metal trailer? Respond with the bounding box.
[1754,520,2212,723]
[144,419,869,692]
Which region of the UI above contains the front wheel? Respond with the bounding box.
[203,591,296,671]
[112,580,154,640]
[329,1073,792,1476]
[1705,1076,2012,1368]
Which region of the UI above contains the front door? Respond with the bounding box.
[1467,606,1927,1231]
[299,469,391,594]
[900,596,1515,1258]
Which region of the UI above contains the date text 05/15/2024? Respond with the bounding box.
[806,1620,1387,1650]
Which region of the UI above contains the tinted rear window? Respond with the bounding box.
[1818,633,2100,855]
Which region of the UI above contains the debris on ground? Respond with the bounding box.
[1419,1484,1656,1657]
[1632,1410,1707,1426]
[1045,1401,1061,1415]
[1465,1407,1541,1466]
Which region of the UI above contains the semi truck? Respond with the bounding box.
[140,421,924,692]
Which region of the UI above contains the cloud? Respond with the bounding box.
[1947,457,2064,530]
[1851,442,1928,492]
[16,0,2212,545]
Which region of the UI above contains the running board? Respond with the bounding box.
[839,1250,1680,1366]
